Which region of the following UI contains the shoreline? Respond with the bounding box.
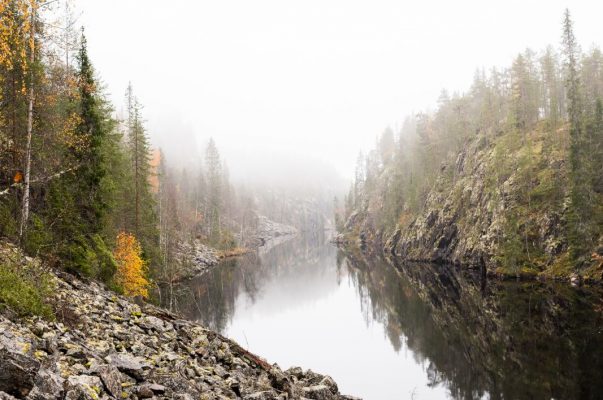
[0,260,357,399]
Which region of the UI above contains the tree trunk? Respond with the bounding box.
[19,1,36,241]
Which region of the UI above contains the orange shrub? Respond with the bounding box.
[113,232,149,298]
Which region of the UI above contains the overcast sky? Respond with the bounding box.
[77,0,602,181]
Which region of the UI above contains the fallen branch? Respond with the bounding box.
[0,165,80,198]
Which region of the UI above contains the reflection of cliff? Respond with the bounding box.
[342,251,603,400]
[165,233,334,332]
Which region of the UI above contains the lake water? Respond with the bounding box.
[163,235,603,400]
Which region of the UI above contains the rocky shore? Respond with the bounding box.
[173,240,221,281]
[242,216,297,249]
[173,216,298,281]
[0,265,355,399]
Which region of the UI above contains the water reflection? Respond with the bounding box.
[161,238,603,400]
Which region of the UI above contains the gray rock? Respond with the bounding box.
[285,366,304,379]
[137,316,165,332]
[137,385,154,398]
[244,391,277,400]
[64,375,102,400]
[147,383,165,394]
[97,365,122,398]
[26,369,64,400]
[0,338,40,397]
[303,384,334,400]
[173,394,194,400]
[269,366,289,391]
[319,376,338,394]
[105,352,144,372]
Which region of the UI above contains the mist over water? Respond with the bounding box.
[163,237,603,400]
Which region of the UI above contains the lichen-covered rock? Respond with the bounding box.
[96,365,122,398]
[0,331,40,398]
[0,247,355,399]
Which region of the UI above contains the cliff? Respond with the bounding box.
[343,124,603,280]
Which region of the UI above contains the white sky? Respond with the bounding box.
[77,0,603,180]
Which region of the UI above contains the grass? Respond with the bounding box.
[0,253,55,319]
[217,247,251,259]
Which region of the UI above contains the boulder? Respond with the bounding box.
[26,369,64,400]
[64,375,102,400]
[0,336,40,397]
[97,365,122,398]
[302,384,334,400]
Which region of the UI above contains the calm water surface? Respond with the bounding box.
[163,236,603,400]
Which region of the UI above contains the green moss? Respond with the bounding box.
[0,260,55,319]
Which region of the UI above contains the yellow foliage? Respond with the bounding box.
[113,232,150,298]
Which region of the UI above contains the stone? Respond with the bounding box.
[137,316,165,332]
[243,391,277,400]
[26,369,64,400]
[147,383,165,394]
[137,385,154,398]
[105,353,143,372]
[65,375,102,400]
[319,376,338,394]
[285,366,304,379]
[97,365,122,398]
[173,394,194,400]
[0,338,40,397]
[302,385,334,400]
[269,366,289,391]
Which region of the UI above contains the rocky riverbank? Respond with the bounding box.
[341,126,603,281]
[0,247,355,399]
[173,216,298,281]
[172,240,221,280]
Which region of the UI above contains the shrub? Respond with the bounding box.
[113,232,150,298]
[0,259,55,319]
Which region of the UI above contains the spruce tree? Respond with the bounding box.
[75,31,106,232]
[37,31,116,278]
[124,84,159,266]
[205,138,222,245]
[562,9,594,262]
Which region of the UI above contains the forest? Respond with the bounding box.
[0,0,339,303]
[337,10,603,278]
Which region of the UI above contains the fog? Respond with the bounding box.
[78,0,603,184]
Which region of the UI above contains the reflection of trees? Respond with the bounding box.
[162,238,603,400]
[343,250,603,400]
[161,234,334,332]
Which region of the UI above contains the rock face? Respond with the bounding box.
[256,216,297,239]
[173,216,297,281]
[242,216,298,249]
[173,240,220,280]
[0,270,355,399]
[383,134,569,271]
[342,128,601,279]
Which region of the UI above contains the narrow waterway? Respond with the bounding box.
[162,236,603,400]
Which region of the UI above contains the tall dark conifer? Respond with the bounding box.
[562,9,594,262]
[75,31,106,232]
